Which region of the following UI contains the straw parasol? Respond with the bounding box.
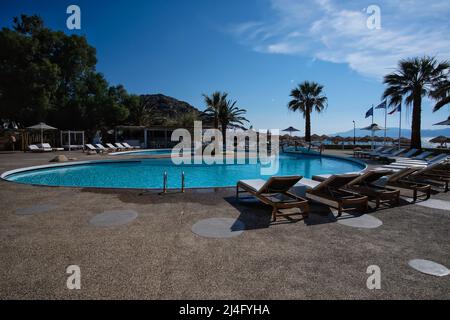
[361,123,384,149]
[27,122,58,144]
[282,126,301,136]
[310,134,321,141]
[358,136,372,143]
[429,136,449,147]
[433,116,450,126]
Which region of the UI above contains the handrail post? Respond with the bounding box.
[163,171,167,193]
[181,171,185,193]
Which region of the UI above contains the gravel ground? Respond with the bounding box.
[0,150,449,299]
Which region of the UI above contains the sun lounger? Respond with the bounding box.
[408,161,450,192]
[359,146,387,158]
[41,143,64,152]
[236,176,309,222]
[296,174,368,217]
[380,167,431,201]
[346,170,400,209]
[114,143,129,150]
[106,143,119,151]
[85,144,103,153]
[95,144,111,152]
[387,149,418,161]
[395,153,448,165]
[28,144,52,152]
[122,142,140,149]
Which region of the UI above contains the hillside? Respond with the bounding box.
[140,94,201,117]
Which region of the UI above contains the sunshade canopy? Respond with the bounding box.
[433,116,450,126]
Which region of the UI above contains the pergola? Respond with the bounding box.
[60,130,85,151]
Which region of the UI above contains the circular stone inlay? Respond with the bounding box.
[337,213,383,229]
[416,199,450,211]
[408,259,450,277]
[191,218,245,238]
[90,209,138,227]
[15,204,57,216]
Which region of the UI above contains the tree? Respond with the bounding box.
[0,14,131,137]
[202,91,228,129]
[218,99,249,150]
[432,80,450,112]
[288,81,327,143]
[383,56,449,149]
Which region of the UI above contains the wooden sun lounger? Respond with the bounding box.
[384,167,431,202]
[297,174,368,217]
[236,176,309,222]
[346,170,400,209]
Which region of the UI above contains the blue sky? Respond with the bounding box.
[1,0,450,135]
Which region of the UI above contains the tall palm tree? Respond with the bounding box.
[202,91,228,129]
[383,56,449,149]
[432,79,450,112]
[288,81,327,143]
[218,99,249,150]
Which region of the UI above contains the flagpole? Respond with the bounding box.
[371,104,374,150]
[384,102,387,145]
[398,105,402,150]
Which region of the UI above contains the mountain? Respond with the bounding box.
[139,94,205,126]
[331,127,450,138]
[140,94,202,118]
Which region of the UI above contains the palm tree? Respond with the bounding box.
[432,79,450,112]
[383,56,449,149]
[218,99,249,150]
[288,81,327,143]
[202,91,228,129]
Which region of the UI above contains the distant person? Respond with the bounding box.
[9,134,16,151]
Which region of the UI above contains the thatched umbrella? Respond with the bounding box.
[310,134,321,141]
[433,116,450,126]
[282,126,301,136]
[320,134,330,141]
[430,136,449,147]
[358,136,372,143]
[361,123,384,150]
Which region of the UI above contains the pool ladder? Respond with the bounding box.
[162,171,185,193]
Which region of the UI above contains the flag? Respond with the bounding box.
[389,105,402,115]
[375,100,387,109]
[365,107,374,119]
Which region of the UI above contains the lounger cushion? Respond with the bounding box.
[238,179,268,192]
[296,178,321,189]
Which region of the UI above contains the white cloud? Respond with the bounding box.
[229,0,450,79]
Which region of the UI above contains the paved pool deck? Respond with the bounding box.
[0,150,449,299]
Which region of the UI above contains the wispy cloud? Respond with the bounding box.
[229,0,450,79]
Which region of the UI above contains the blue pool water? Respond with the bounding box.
[112,149,173,156]
[4,154,365,189]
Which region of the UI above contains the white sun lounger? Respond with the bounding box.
[122,142,140,149]
[28,144,52,152]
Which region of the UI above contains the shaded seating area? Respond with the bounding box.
[236,176,309,222]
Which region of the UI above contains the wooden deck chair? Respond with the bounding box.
[346,170,400,209]
[297,174,368,217]
[236,176,309,222]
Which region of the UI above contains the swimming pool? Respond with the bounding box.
[2,153,366,189]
